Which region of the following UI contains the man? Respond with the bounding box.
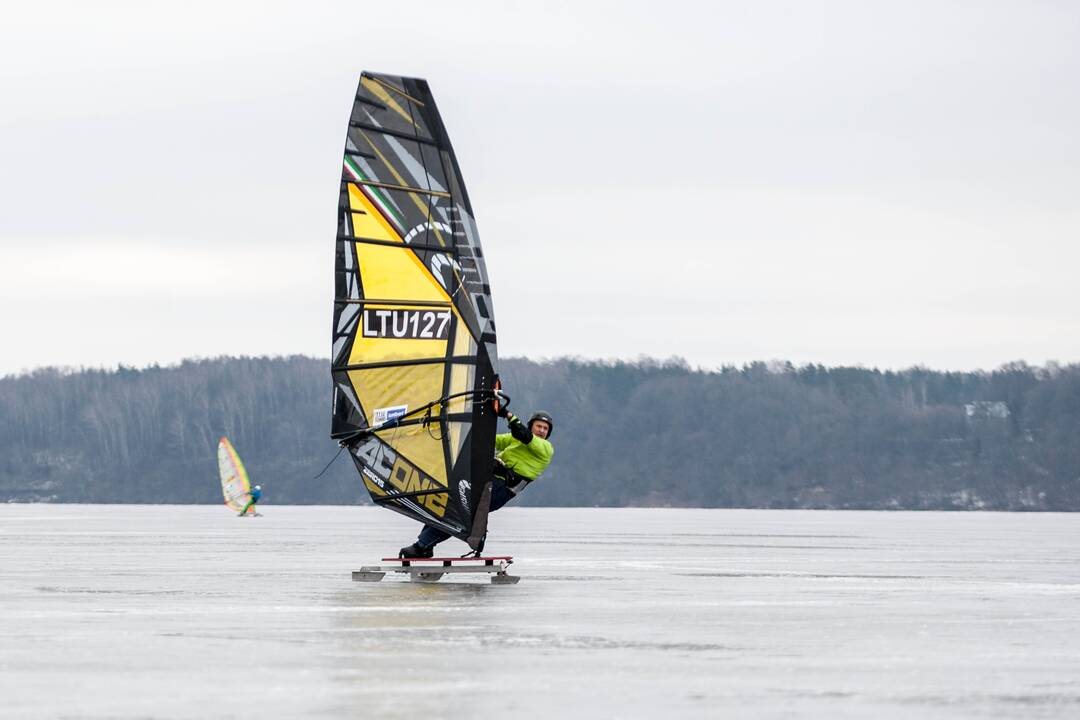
[239,484,262,517]
[398,408,555,558]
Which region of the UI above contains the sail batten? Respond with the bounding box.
[334,297,456,307]
[337,356,479,371]
[333,73,499,550]
[346,179,452,198]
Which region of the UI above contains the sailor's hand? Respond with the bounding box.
[492,389,510,417]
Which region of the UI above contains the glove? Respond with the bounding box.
[495,402,509,419]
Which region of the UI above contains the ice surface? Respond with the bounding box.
[1,505,1078,719]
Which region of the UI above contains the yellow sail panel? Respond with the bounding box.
[447,362,474,467]
[376,425,447,489]
[377,427,449,513]
[347,363,448,485]
[446,317,476,465]
[347,184,400,242]
[355,242,451,303]
[346,364,445,418]
[451,309,475,358]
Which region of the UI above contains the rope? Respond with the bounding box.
[313,445,346,479]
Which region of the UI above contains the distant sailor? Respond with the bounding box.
[239,485,262,517]
[399,406,554,558]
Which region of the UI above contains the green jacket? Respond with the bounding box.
[495,414,554,480]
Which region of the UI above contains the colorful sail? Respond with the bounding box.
[218,436,251,513]
[331,72,500,550]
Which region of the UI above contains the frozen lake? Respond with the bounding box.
[1,505,1078,719]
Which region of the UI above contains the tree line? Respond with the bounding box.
[1,356,1077,509]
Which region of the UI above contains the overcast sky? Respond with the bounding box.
[2,0,1078,376]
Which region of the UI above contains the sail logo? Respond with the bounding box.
[373,405,408,425]
[404,220,452,245]
[430,248,492,321]
[351,436,448,517]
[362,309,451,339]
[458,479,471,512]
[352,436,395,491]
[390,457,448,516]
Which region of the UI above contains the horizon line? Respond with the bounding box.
[3,353,1076,381]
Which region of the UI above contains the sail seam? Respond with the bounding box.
[353,94,388,111]
[336,356,477,371]
[349,120,438,147]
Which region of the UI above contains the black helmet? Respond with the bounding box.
[527,411,554,437]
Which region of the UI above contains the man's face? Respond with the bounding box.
[530,419,551,439]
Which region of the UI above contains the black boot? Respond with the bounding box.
[398,543,433,559]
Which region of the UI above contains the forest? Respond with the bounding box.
[1,356,1077,510]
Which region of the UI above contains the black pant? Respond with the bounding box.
[416,471,520,549]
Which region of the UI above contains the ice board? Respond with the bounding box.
[352,556,519,584]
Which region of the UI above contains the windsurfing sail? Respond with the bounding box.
[218,436,252,513]
[331,72,500,550]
